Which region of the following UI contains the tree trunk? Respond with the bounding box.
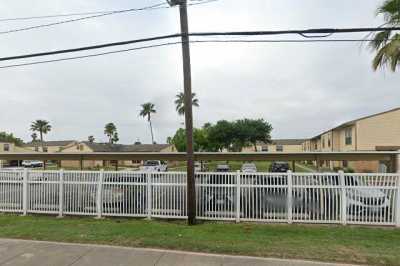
[149,119,155,144]
[40,131,44,151]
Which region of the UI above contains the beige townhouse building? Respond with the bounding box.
[243,139,306,153]
[23,140,78,153]
[60,142,176,169]
[303,107,400,172]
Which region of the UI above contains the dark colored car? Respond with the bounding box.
[269,161,290,173]
[201,164,236,217]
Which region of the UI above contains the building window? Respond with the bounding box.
[35,146,39,152]
[43,147,48,152]
[276,145,283,152]
[345,128,352,145]
[3,144,10,152]
[261,146,268,152]
[343,160,348,168]
[328,138,331,147]
[322,138,325,148]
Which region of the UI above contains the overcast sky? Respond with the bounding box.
[0,0,398,144]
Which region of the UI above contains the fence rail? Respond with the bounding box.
[0,169,399,226]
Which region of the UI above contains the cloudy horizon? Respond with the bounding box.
[0,0,398,144]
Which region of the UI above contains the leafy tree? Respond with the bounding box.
[0,132,24,146]
[370,0,400,71]
[104,123,117,144]
[174,92,199,116]
[169,127,211,152]
[139,102,156,144]
[234,119,273,151]
[30,120,51,150]
[207,120,236,152]
[112,132,119,144]
[88,135,95,143]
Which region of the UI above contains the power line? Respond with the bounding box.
[0,2,169,35]
[0,27,399,62]
[0,0,217,22]
[0,38,396,69]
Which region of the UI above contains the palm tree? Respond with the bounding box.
[31,133,38,142]
[88,135,95,143]
[139,103,156,144]
[104,123,117,144]
[30,120,51,151]
[174,92,199,116]
[370,0,400,71]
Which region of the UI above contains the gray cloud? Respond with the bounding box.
[0,0,398,144]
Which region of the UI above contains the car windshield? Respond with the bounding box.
[144,161,159,166]
[242,164,256,169]
[273,162,289,167]
[216,165,229,172]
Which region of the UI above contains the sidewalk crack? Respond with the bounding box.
[67,247,94,266]
[154,252,165,266]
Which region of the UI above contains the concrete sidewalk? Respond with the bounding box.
[0,238,355,266]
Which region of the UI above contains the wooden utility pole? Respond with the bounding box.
[168,0,196,225]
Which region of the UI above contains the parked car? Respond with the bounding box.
[195,161,208,172]
[92,174,147,214]
[253,175,306,217]
[139,160,168,172]
[201,164,236,217]
[22,160,43,168]
[269,161,290,173]
[216,164,230,172]
[344,175,390,216]
[241,163,257,173]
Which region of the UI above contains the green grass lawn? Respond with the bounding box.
[0,214,399,265]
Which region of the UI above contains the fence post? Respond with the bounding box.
[236,170,241,223]
[22,168,28,216]
[147,172,152,219]
[396,174,400,227]
[287,170,293,224]
[96,169,104,219]
[58,169,64,218]
[339,170,347,225]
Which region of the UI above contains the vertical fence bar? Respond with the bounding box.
[147,172,152,219]
[339,170,347,225]
[236,170,241,223]
[22,168,28,216]
[58,169,64,218]
[396,174,400,227]
[287,170,293,224]
[96,169,104,218]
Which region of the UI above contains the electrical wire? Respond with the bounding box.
[0,38,396,69]
[0,0,218,22]
[0,27,399,62]
[0,2,169,35]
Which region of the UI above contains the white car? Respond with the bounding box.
[22,160,43,168]
[139,160,168,172]
[241,163,257,173]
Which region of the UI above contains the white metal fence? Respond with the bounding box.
[0,169,399,226]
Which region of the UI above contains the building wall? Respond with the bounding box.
[0,142,15,152]
[356,109,400,150]
[244,144,303,152]
[24,142,76,153]
[59,143,103,169]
